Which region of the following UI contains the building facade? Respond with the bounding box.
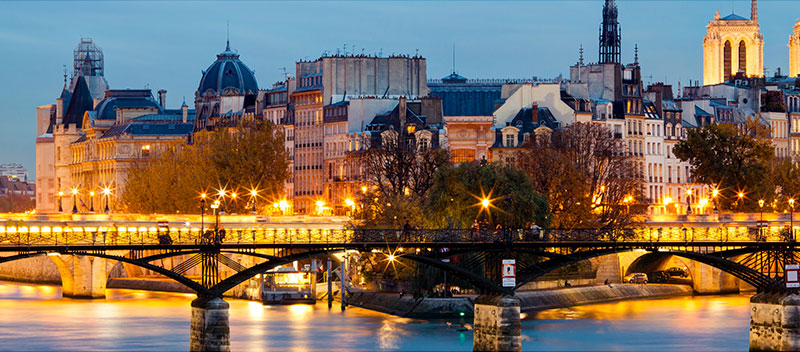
[790,22,800,78]
[703,0,764,85]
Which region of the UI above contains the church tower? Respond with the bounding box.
[703,0,764,85]
[599,0,621,63]
[790,21,800,78]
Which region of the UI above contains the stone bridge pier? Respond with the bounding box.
[191,296,230,352]
[749,293,800,351]
[472,295,521,352]
[49,255,107,299]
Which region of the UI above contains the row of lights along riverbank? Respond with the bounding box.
[56,186,113,214]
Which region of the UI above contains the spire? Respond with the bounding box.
[225,20,230,51]
[715,9,720,20]
[751,0,758,21]
[599,0,621,64]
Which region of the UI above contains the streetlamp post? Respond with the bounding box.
[759,199,765,241]
[71,188,78,214]
[249,189,257,215]
[711,188,719,213]
[738,192,745,213]
[790,198,795,242]
[686,189,693,215]
[200,193,206,235]
[89,191,95,212]
[102,187,111,213]
[57,191,63,213]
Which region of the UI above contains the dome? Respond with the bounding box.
[197,41,258,96]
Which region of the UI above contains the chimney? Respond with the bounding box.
[531,102,539,123]
[182,102,188,123]
[399,96,407,131]
[56,98,64,119]
[157,89,167,109]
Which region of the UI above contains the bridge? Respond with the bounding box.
[0,224,798,351]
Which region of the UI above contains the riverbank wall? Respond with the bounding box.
[346,284,692,318]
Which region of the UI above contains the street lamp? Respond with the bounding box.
[481,198,490,209]
[102,187,111,213]
[278,199,289,215]
[249,189,258,214]
[211,200,221,231]
[738,192,745,212]
[57,191,64,213]
[759,199,765,240]
[663,197,672,214]
[790,198,795,242]
[200,193,207,235]
[89,191,95,212]
[71,187,78,214]
[711,188,719,212]
[686,189,693,214]
[316,200,325,215]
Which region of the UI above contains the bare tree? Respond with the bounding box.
[520,123,644,230]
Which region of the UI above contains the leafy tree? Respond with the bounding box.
[519,123,644,229]
[672,118,774,210]
[120,119,288,214]
[426,162,549,229]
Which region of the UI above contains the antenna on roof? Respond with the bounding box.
[634,44,639,64]
[452,44,456,74]
[579,44,584,65]
[226,20,230,50]
[62,65,68,87]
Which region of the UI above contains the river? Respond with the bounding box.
[0,281,750,351]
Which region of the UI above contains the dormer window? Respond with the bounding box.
[505,133,516,147]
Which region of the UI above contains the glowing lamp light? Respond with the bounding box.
[71,188,78,195]
[89,191,95,197]
[361,186,368,194]
[759,199,765,208]
[712,189,719,198]
[278,200,289,210]
[387,254,395,262]
[250,189,258,197]
[344,198,355,207]
[316,200,324,208]
[699,198,708,207]
[218,189,226,198]
[231,192,237,199]
[481,198,490,208]
[102,187,111,196]
[738,192,744,199]
[200,193,206,199]
[58,191,64,197]
[663,197,672,206]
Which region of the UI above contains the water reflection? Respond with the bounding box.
[0,281,752,351]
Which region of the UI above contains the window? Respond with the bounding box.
[504,134,516,147]
[452,149,475,163]
[141,145,151,157]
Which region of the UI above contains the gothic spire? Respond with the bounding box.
[751,0,758,21]
[599,0,621,64]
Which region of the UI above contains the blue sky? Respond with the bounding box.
[1,0,799,176]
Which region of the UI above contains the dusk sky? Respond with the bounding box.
[2,0,799,176]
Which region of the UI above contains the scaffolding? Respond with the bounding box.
[73,38,104,77]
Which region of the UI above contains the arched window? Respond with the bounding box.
[739,40,747,74]
[724,40,733,82]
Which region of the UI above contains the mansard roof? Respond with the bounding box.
[100,121,193,139]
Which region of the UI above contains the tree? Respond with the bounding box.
[519,123,645,229]
[426,162,549,229]
[672,118,774,210]
[120,119,288,214]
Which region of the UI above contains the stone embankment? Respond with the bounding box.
[347,284,692,318]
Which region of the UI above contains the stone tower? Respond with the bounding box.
[703,0,764,85]
[790,21,800,78]
[599,0,621,64]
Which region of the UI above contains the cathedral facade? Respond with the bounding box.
[703,0,764,85]
[790,21,800,78]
